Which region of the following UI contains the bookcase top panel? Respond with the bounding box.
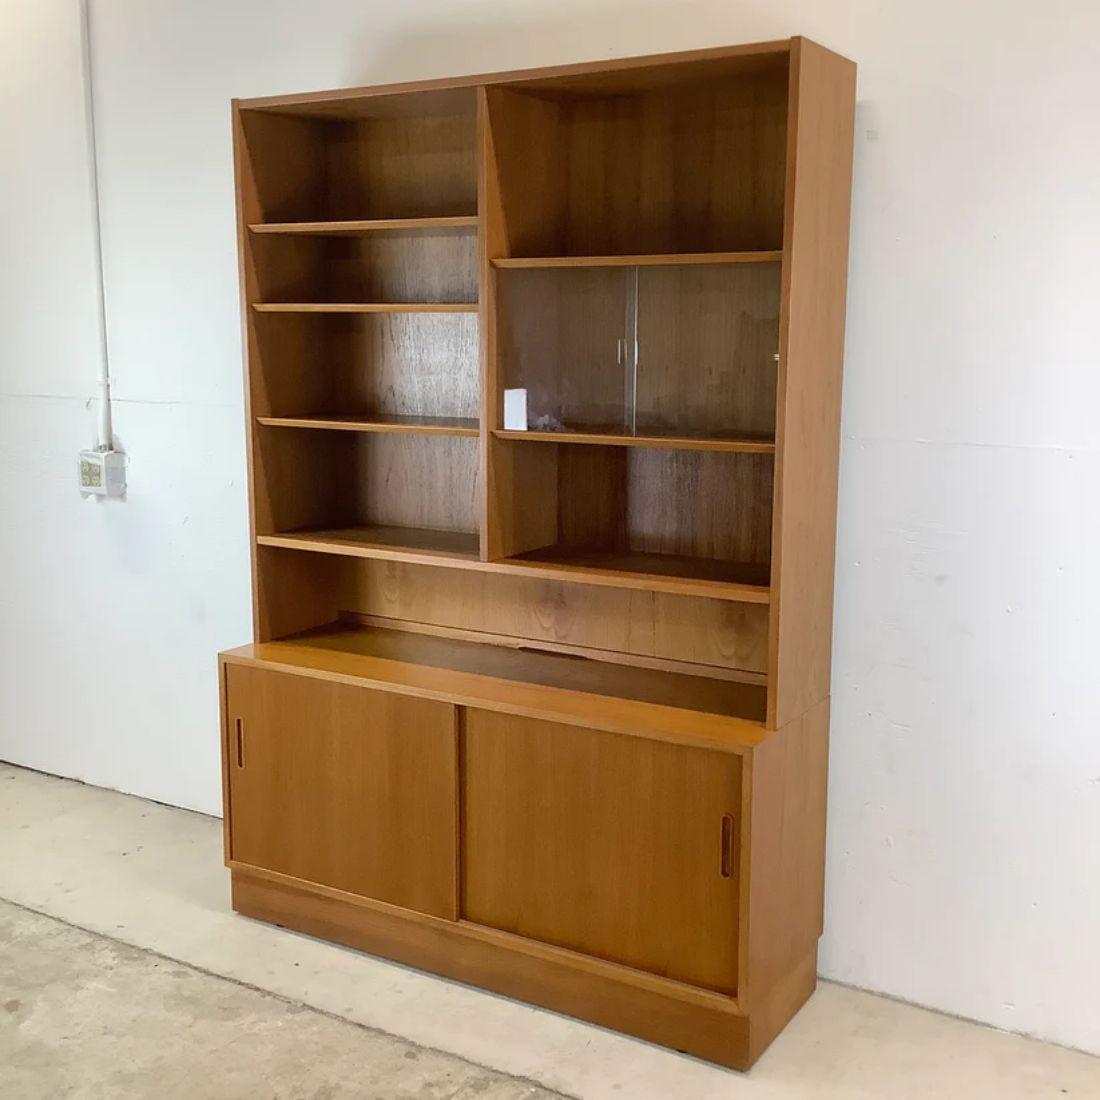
[235,39,794,119]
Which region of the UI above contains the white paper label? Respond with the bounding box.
[503,388,528,431]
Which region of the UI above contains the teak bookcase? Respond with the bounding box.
[219,36,856,1070]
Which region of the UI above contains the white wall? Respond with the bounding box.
[0,0,249,813]
[2,0,1098,1059]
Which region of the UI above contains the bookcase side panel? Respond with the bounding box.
[767,40,856,729]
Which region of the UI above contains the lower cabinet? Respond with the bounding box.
[224,665,458,919]
[219,654,826,1067]
[461,710,742,993]
[224,665,742,995]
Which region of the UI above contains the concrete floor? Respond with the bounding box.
[0,900,557,1100]
[0,763,1097,1099]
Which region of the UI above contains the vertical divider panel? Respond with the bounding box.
[476,88,495,560]
[480,87,562,559]
[767,39,856,729]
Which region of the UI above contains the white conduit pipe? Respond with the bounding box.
[79,0,112,451]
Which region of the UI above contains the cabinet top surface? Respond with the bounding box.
[233,37,848,118]
[221,625,770,753]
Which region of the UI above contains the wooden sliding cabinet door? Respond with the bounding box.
[461,711,743,992]
[225,665,458,918]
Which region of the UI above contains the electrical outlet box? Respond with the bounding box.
[79,449,126,497]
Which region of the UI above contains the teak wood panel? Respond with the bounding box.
[253,544,355,641]
[492,429,775,453]
[504,545,770,594]
[261,529,770,602]
[479,87,561,560]
[333,553,768,672]
[249,230,477,305]
[327,112,477,220]
[257,414,478,436]
[260,527,480,563]
[254,543,773,672]
[233,104,270,643]
[768,39,856,728]
[251,413,349,535]
[252,313,478,421]
[237,106,477,223]
[492,251,782,268]
[280,623,766,721]
[250,216,479,235]
[482,66,789,257]
[224,641,767,755]
[561,73,788,255]
[239,42,791,115]
[493,443,774,571]
[224,664,458,917]
[742,697,829,1007]
[337,557,771,675]
[230,868,758,1068]
[354,435,478,534]
[625,449,774,563]
[480,87,568,264]
[253,303,477,313]
[253,430,479,537]
[462,710,742,992]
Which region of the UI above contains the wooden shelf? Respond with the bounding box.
[253,302,477,314]
[492,251,782,269]
[258,414,479,437]
[231,623,768,743]
[258,527,770,603]
[492,428,775,454]
[250,216,478,236]
[257,525,480,564]
[504,546,771,604]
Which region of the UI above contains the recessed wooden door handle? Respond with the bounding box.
[235,718,245,769]
[720,814,735,878]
